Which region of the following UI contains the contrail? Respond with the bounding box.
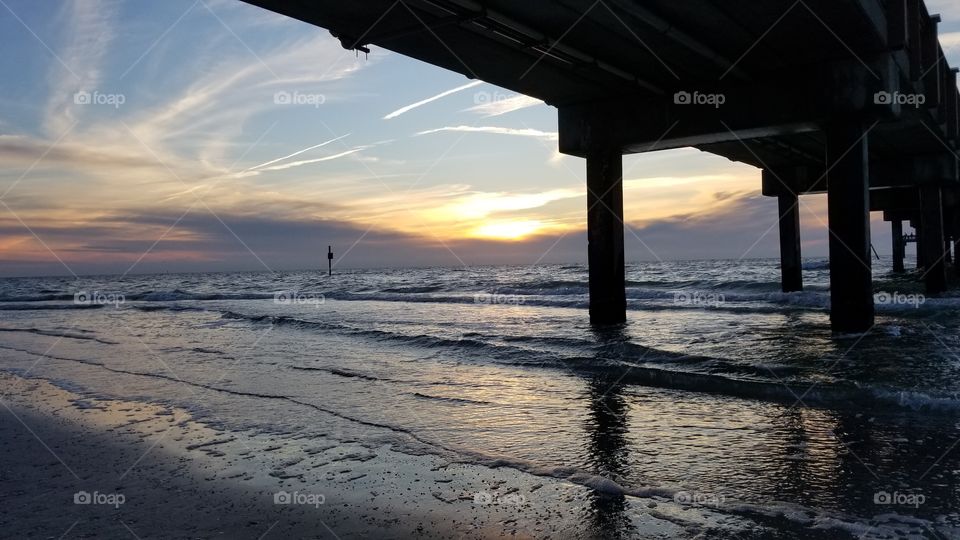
[383,81,483,120]
[417,125,558,140]
[257,148,364,172]
[244,134,351,172]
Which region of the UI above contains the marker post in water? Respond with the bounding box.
[327,246,333,276]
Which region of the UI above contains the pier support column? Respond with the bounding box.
[920,185,947,293]
[586,146,626,325]
[777,193,803,292]
[945,237,953,264]
[892,220,905,273]
[826,121,874,333]
[914,222,924,269]
[955,239,960,276]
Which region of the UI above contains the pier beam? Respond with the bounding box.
[826,121,874,333]
[920,185,947,293]
[777,193,803,292]
[892,220,905,273]
[586,146,626,325]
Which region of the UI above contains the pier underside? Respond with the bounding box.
[242,0,960,332]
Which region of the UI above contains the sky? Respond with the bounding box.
[1,0,959,277]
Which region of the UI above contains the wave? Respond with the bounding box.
[18,284,956,318]
[0,327,117,345]
[204,312,960,413]
[0,303,105,311]
[450,453,939,538]
[289,365,386,382]
[132,290,277,301]
[593,361,960,413]
[380,285,444,293]
[0,345,453,459]
[0,294,75,302]
[411,392,493,406]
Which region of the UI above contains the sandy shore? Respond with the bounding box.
[0,372,696,539]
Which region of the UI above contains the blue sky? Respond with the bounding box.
[1,0,959,276]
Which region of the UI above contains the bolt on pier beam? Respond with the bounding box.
[777,192,803,292]
[825,121,874,333]
[586,146,626,325]
[920,184,947,293]
[891,220,906,273]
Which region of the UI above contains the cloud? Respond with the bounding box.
[441,189,583,219]
[940,31,960,59]
[416,125,559,140]
[925,0,960,21]
[1,187,853,277]
[44,0,119,134]
[7,25,380,214]
[464,95,543,117]
[383,80,482,119]
[244,134,351,172]
[0,135,164,171]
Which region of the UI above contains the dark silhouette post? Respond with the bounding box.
[892,221,905,273]
[586,143,626,325]
[914,221,924,269]
[826,120,874,333]
[955,239,960,276]
[327,245,333,276]
[920,185,947,293]
[777,192,803,292]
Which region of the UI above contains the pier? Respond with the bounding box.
[242,0,959,332]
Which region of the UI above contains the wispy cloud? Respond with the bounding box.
[416,125,558,140]
[464,95,543,117]
[383,80,482,120]
[44,0,118,134]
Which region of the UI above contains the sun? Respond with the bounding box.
[470,220,544,241]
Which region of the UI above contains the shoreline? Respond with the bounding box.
[0,371,694,539]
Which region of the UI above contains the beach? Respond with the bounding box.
[2,372,617,538]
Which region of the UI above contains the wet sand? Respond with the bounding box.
[0,372,695,539]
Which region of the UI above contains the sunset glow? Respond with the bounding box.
[470,220,545,241]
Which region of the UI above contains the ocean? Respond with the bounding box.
[2,257,959,538]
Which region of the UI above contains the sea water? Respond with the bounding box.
[1,258,958,537]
